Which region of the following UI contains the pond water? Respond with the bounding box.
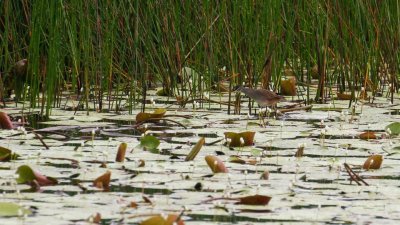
[1,89,400,224]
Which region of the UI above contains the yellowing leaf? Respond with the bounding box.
[0,146,19,161]
[136,108,166,123]
[205,155,228,173]
[363,155,383,170]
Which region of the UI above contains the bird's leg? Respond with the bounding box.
[259,107,266,127]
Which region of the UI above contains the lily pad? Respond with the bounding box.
[363,155,383,170]
[0,146,19,161]
[136,108,166,123]
[0,202,32,217]
[205,155,228,173]
[140,135,160,151]
[224,131,255,147]
[385,122,400,135]
[16,165,58,187]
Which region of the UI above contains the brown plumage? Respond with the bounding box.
[236,86,284,107]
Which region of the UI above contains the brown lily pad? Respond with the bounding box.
[205,155,228,173]
[359,131,377,140]
[363,155,383,170]
[224,131,255,147]
[236,194,272,205]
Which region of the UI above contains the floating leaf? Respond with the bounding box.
[280,77,296,96]
[0,112,13,129]
[337,93,352,100]
[136,108,166,123]
[363,155,383,170]
[115,143,127,162]
[205,155,228,173]
[385,122,400,135]
[236,195,271,205]
[16,165,58,187]
[229,156,246,164]
[224,131,255,147]
[140,214,185,225]
[359,131,377,140]
[140,135,160,151]
[229,156,257,165]
[0,146,19,161]
[165,214,185,225]
[0,202,32,217]
[140,215,165,225]
[93,171,111,191]
[185,137,205,161]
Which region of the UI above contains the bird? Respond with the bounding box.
[235,86,284,107]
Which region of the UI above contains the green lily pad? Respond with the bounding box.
[385,122,400,135]
[140,135,160,151]
[0,202,32,217]
[16,165,36,184]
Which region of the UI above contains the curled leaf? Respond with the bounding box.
[185,137,205,161]
[16,165,58,187]
[93,171,111,191]
[224,131,255,147]
[205,155,228,173]
[363,155,383,170]
[0,146,19,161]
[359,131,376,140]
[136,108,166,123]
[115,143,127,162]
[0,112,13,129]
